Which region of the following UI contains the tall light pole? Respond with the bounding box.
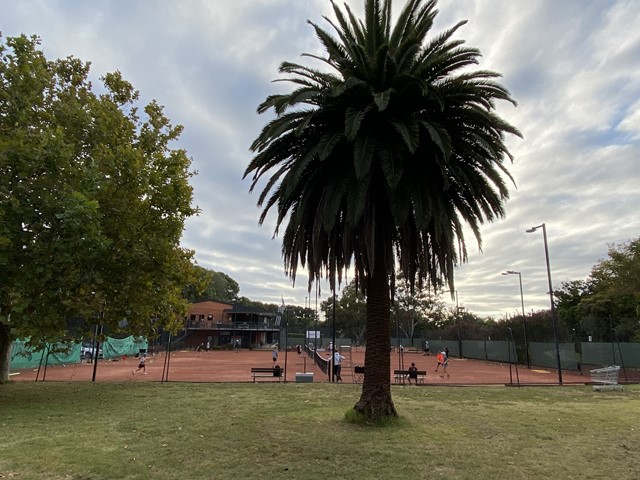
[455,291,463,358]
[526,223,563,384]
[331,289,336,382]
[502,270,530,368]
[315,283,319,350]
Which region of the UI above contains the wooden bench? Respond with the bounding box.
[393,369,426,384]
[251,367,283,382]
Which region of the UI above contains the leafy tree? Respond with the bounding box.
[525,310,574,343]
[438,309,495,341]
[235,297,278,312]
[0,35,198,381]
[392,275,447,341]
[554,239,640,341]
[590,239,640,299]
[245,0,519,420]
[322,281,367,345]
[280,305,316,334]
[183,266,240,304]
[555,280,594,339]
[586,239,640,340]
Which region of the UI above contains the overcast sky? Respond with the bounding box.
[3,0,639,318]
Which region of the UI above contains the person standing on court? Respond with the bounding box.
[272,345,278,367]
[435,351,444,372]
[440,350,450,378]
[331,349,344,382]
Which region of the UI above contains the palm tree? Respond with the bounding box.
[245,0,521,420]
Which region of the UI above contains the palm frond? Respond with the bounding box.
[345,105,372,140]
[246,0,520,297]
[378,143,404,189]
[390,116,420,153]
[373,88,393,111]
[353,133,376,179]
[346,173,371,227]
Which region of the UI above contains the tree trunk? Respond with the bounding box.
[0,322,11,383]
[353,258,397,420]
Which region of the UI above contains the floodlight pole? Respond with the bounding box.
[91,321,103,382]
[502,270,530,368]
[527,223,563,385]
[508,327,520,387]
[283,306,288,383]
[455,291,463,358]
[315,283,319,351]
[331,289,336,382]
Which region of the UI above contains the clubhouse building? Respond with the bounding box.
[183,301,280,349]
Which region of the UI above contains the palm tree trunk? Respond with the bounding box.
[354,254,397,420]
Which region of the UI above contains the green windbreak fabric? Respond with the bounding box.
[10,336,147,369]
[10,340,81,369]
[101,336,148,359]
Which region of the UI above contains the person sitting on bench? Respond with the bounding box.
[407,362,418,384]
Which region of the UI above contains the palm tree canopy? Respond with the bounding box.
[245,0,521,297]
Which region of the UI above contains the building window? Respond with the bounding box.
[208,314,213,320]
[190,314,196,321]
[199,314,205,320]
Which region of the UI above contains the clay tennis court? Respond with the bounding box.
[11,347,593,385]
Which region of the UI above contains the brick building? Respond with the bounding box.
[183,301,280,349]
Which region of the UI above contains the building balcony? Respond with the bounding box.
[185,320,279,331]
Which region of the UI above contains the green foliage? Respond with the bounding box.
[245,0,519,420]
[555,238,640,342]
[555,280,593,331]
[245,0,520,296]
[591,238,640,296]
[322,280,367,344]
[282,304,316,332]
[0,34,199,377]
[392,274,448,339]
[183,265,240,303]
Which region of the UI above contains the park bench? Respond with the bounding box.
[251,367,283,382]
[393,369,426,384]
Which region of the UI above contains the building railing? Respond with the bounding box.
[185,320,279,331]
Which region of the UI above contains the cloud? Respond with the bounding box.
[3,0,638,317]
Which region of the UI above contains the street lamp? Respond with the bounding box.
[455,291,464,358]
[526,223,563,384]
[502,270,530,368]
[315,283,319,350]
[331,289,337,382]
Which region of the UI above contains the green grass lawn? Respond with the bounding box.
[1,382,639,480]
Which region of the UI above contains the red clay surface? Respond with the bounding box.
[11,348,598,386]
